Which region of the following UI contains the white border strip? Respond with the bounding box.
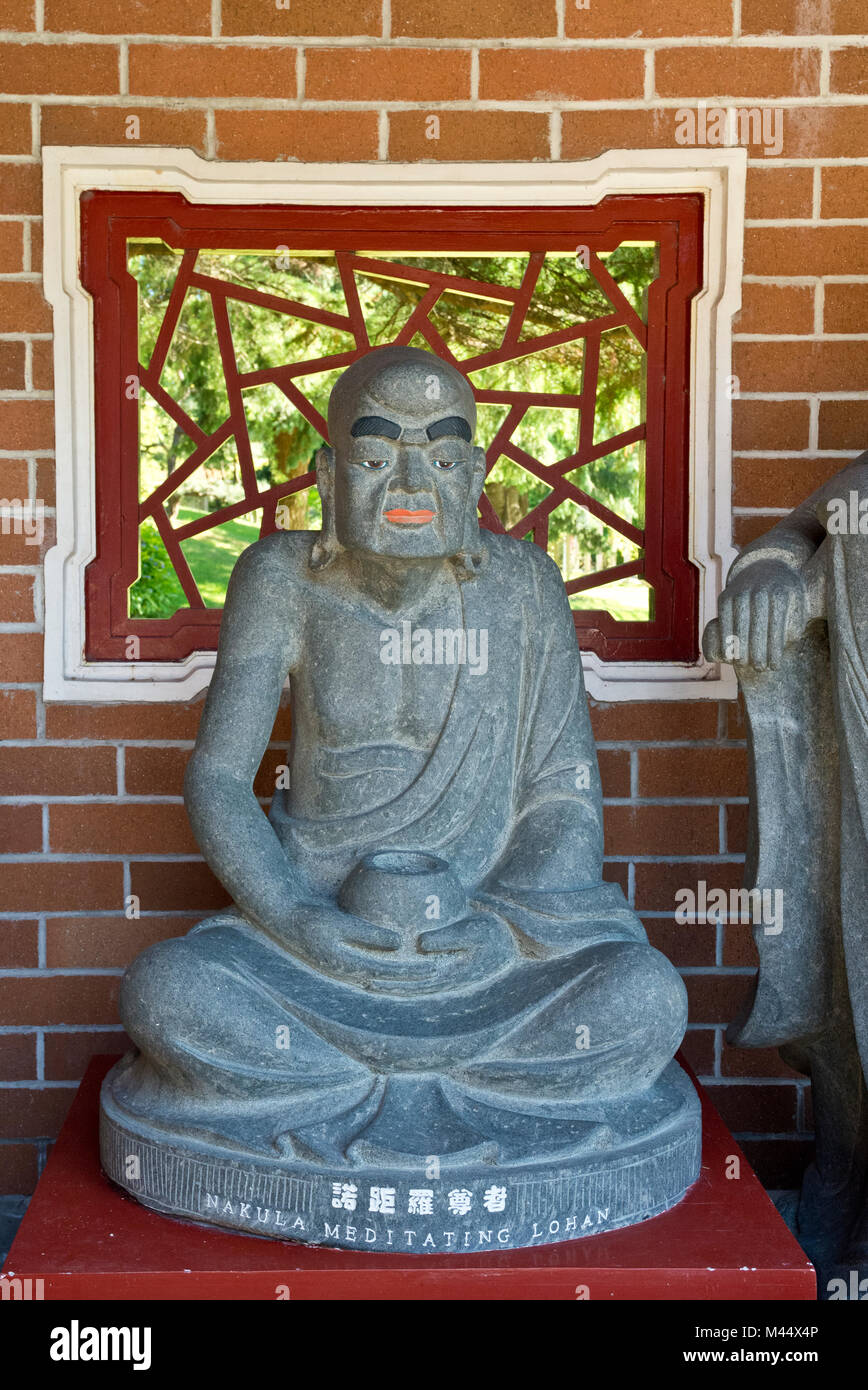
[42,146,743,702]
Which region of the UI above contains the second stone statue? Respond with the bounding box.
[101,345,700,1252]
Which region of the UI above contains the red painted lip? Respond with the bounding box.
[383,509,436,524]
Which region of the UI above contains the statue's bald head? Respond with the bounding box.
[315,346,486,569]
[327,345,477,447]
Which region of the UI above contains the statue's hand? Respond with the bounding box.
[415,909,519,988]
[706,559,806,671]
[281,903,405,982]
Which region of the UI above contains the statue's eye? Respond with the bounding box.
[359,459,389,470]
[433,459,458,470]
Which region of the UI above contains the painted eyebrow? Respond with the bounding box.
[350,415,402,440]
[426,416,472,442]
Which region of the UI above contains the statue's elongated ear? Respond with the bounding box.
[311,444,339,569]
[455,444,488,577]
[471,444,487,502]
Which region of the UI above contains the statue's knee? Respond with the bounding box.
[120,937,206,1052]
[592,940,687,1048]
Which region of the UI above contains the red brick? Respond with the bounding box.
[45,914,190,968]
[706,1081,797,1133]
[129,860,231,911]
[479,48,643,101]
[822,165,868,219]
[605,804,719,856]
[734,513,783,548]
[590,701,719,742]
[215,109,379,162]
[0,42,119,95]
[644,919,717,967]
[745,165,813,221]
[721,1041,802,1079]
[734,340,868,394]
[0,515,55,565]
[722,920,760,967]
[43,1029,129,1080]
[50,803,197,854]
[45,701,203,740]
[742,0,865,35]
[35,459,55,508]
[0,459,29,496]
[40,104,208,154]
[0,975,120,1027]
[732,399,810,452]
[831,48,868,95]
[725,802,749,853]
[0,572,35,623]
[684,971,755,1024]
[597,748,630,797]
[0,102,32,155]
[0,1142,39,1193]
[679,1028,717,1075]
[776,105,868,159]
[0,803,42,852]
[29,220,42,272]
[638,746,747,797]
[0,222,25,273]
[0,164,41,215]
[745,224,868,278]
[0,921,39,968]
[561,108,674,159]
[129,43,297,99]
[824,282,868,335]
[1,1,35,31]
[0,746,116,796]
[657,46,820,98]
[566,0,731,36]
[30,340,53,392]
[45,0,211,32]
[307,47,470,102]
[0,689,37,740]
[0,1034,37,1080]
[123,745,188,795]
[602,861,629,895]
[0,634,42,681]
[734,283,814,336]
[0,399,55,451]
[2,862,123,913]
[223,0,380,35]
[0,1086,75,1138]
[0,279,52,333]
[817,399,868,451]
[635,861,744,914]
[0,341,26,390]
[389,110,549,161]
[732,457,836,510]
[393,0,556,38]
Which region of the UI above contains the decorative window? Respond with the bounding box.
[44,150,744,701]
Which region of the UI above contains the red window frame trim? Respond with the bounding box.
[80,191,703,665]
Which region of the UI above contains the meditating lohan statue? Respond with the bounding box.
[101,345,700,1251]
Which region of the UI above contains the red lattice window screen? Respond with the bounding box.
[81,192,702,664]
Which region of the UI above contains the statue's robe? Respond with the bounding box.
[114,536,686,1164]
[724,455,868,1261]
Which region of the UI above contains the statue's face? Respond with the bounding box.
[326,358,486,561]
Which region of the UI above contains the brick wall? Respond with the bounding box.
[3,0,866,1195]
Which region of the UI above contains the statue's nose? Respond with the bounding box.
[392,444,429,493]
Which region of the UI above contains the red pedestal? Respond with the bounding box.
[2,1057,815,1300]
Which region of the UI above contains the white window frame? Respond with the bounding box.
[42,145,744,702]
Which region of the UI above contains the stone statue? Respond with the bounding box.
[102,346,699,1252]
[704,449,868,1292]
